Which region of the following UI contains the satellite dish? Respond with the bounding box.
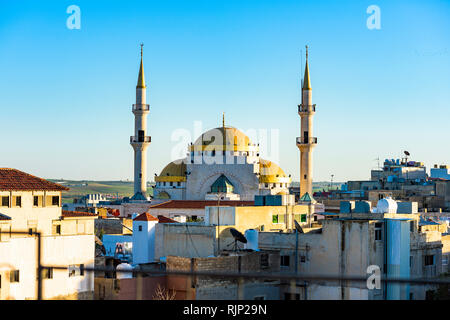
[230,228,247,243]
[404,151,410,156]
[294,220,304,233]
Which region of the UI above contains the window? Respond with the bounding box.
[300,256,306,263]
[375,222,382,241]
[10,270,19,283]
[260,254,269,269]
[281,255,290,267]
[425,255,435,266]
[272,215,278,224]
[443,255,448,266]
[410,221,414,232]
[52,196,60,206]
[1,196,9,207]
[138,225,143,232]
[410,256,413,267]
[68,264,85,277]
[33,196,39,207]
[14,196,21,207]
[40,267,53,279]
[300,214,307,223]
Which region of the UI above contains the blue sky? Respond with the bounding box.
[0,0,449,182]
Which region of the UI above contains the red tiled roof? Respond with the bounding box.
[157,215,178,223]
[0,168,69,191]
[148,200,254,210]
[134,212,159,221]
[62,210,97,217]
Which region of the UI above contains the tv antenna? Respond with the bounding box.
[294,220,304,273]
[229,228,247,252]
[404,150,410,160]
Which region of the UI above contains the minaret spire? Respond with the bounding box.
[137,43,146,89]
[222,112,225,127]
[302,45,311,90]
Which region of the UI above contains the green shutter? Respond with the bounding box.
[301,214,307,222]
[272,215,278,223]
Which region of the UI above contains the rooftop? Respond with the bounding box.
[0,168,69,191]
[148,200,254,210]
[62,210,97,218]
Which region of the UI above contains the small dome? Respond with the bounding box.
[155,159,186,182]
[156,191,171,199]
[376,197,398,214]
[190,127,253,152]
[116,263,133,279]
[259,159,291,184]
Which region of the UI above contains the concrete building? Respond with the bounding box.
[146,200,254,222]
[153,200,316,260]
[258,198,448,300]
[0,168,97,300]
[430,164,450,180]
[296,46,317,199]
[165,251,281,300]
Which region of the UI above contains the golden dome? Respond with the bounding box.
[155,159,187,182]
[259,159,291,184]
[189,126,255,152]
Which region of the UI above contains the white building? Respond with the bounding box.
[0,168,97,300]
[430,165,450,180]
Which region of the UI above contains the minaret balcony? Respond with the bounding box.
[298,104,316,113]
[130,136,151,143]
[132,104,150,112]
[296,137,317,145]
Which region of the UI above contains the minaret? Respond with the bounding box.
[296,45,317,198]
[130,44,151,200]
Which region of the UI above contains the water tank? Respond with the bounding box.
[244,229,259,251]
[116,263,133,279]
[376,197,398,214]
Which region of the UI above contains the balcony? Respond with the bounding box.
[296,137,317,145]
[132,104,150,112]
[130,136,151,143]
[298,104,316,113]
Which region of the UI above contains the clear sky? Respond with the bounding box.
[1,0,449,182]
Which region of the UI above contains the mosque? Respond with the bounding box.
[130,45,317,203]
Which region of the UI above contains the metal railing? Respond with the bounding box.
[296,137,318,145]
[130,136,151,143]
[298,104,316,113]
[132,104,150,112]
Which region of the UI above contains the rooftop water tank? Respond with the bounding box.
[244,229,259,251]
[376,197,398,214]
[116,263,133,279]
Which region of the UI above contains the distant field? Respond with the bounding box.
[48,179,341,204]
[48,180,154,203]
